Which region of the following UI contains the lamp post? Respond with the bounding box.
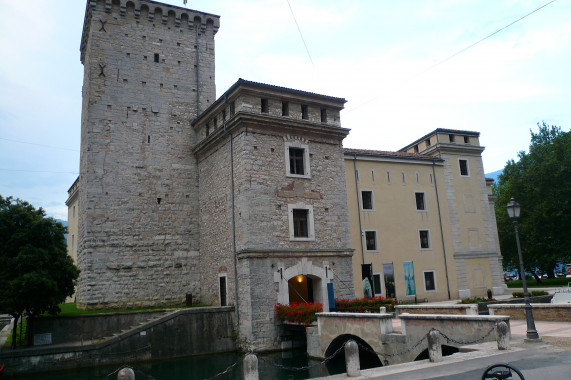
[506,198,540,341]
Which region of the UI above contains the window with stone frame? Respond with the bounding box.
[423,271,436,292]
[419,229,431,249]
[288,203,314,241]
[285,141,310,179]
[361,190,374,211]
[364,230,378,251]
[415,192,426,211]
[459,159,470,176]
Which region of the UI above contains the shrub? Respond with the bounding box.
[459,297,489,304]
[335,296,397,313]
[274,302,323,326]
[512,290,548,298]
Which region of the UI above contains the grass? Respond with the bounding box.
[4,317,26,348]
[506,277,571,288]
[47,302,207,317]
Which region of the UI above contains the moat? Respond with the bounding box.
[8,349,346,380]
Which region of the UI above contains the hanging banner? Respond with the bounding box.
[382,263,395,298]
[403,261,416,296]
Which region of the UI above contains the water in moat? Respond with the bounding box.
[10,348,347,380]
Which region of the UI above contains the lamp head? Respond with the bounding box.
[506,197,521,219]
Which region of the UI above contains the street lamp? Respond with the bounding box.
[506,197,540,341]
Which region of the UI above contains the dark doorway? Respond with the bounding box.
[219,276,227,306]
[324,334,383,372]
[288,275,314,303]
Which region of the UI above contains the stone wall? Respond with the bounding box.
[0,307,235,376]
[395,304,478,316]
[76,0,219,309]
[489,304,571,322]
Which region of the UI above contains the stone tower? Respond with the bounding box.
[76,0,219,309]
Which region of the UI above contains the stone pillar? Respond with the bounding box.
[345,340,360,377]
[496,321,510,350]
[427,330,442,363]
[117,367,135,380]
[244,353,259,380]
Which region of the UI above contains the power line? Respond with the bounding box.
[0,137,79,152]
[344,0,558,114]
[286,0,314,67]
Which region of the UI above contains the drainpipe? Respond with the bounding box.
[353,154,365,265]
[223,100,239,328]
[195,25,200,114]
[432,159,451,300]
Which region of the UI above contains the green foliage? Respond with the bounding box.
[511,290,548,298]
[0,195,80,346]
[493,123,571,278]
[335,296,397,312]
[459,297,489,304]
[506,277,570,288]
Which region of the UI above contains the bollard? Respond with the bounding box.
[243,353,259,380]
[427,330,442,363]
[117,367,135,380]
[379,306,386,314]
[345,340,360,377]
[496,321,510,350]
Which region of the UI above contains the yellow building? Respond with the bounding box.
[345,129,505,301]
[65,177,79,302]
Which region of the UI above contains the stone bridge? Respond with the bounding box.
[306,312,510,366]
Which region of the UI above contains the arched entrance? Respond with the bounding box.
[288,275,314,303]
[324,334,383,371]
[275,258,332,310]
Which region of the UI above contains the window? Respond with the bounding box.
[419,230,431,249]
[205,123,210,136]
[285,142,310,178]
[154,53,159,63]
[282,101,289,117]
[301,104,308,120]
[459,159,469,176]
[364,230,378,251]
[425,138,431,147]
[222,110,226,121]
[261,98,269,113]
[229,102,235,116]
[464,136,469,144]
[213,116,217,129]
[219,274,227,306]
[320,108,327,123]
[449,134,455,143]
[373,273,382,295]
[71,234,74,249]
[288,203,314,241]
[423,271,436,292]
[414,145,419,153]
[361,190,374,211]
[415,192,426,211]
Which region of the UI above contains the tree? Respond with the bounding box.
[494,123,571,281]
[0,195,80,347]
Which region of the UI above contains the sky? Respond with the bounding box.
[0,0,570,220]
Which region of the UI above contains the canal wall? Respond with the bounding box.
[0,307,236,376]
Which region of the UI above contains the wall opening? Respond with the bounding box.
[288,275,314,303]
[324,334,383,372]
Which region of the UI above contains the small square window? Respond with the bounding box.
[320,108,327,123]
[282,101,289,117]
[459,159,469,176]
[288,203,314,241]
[361,190,374,210]
[373,273,382,295]
[301,104,308,120]
[365,230,377,251]
[261,98,269,113]
[424,271,436,292]
[289,148,305,175]
[293,209,308,238]
[419,230,431,249]
[415,192,426,211]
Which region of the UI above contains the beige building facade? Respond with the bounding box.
[345,129,505,302]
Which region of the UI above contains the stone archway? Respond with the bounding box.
[275,258,333,311]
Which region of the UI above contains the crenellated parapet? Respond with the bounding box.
[80,0,220,63]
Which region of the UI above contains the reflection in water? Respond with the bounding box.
[9,348,347,380]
